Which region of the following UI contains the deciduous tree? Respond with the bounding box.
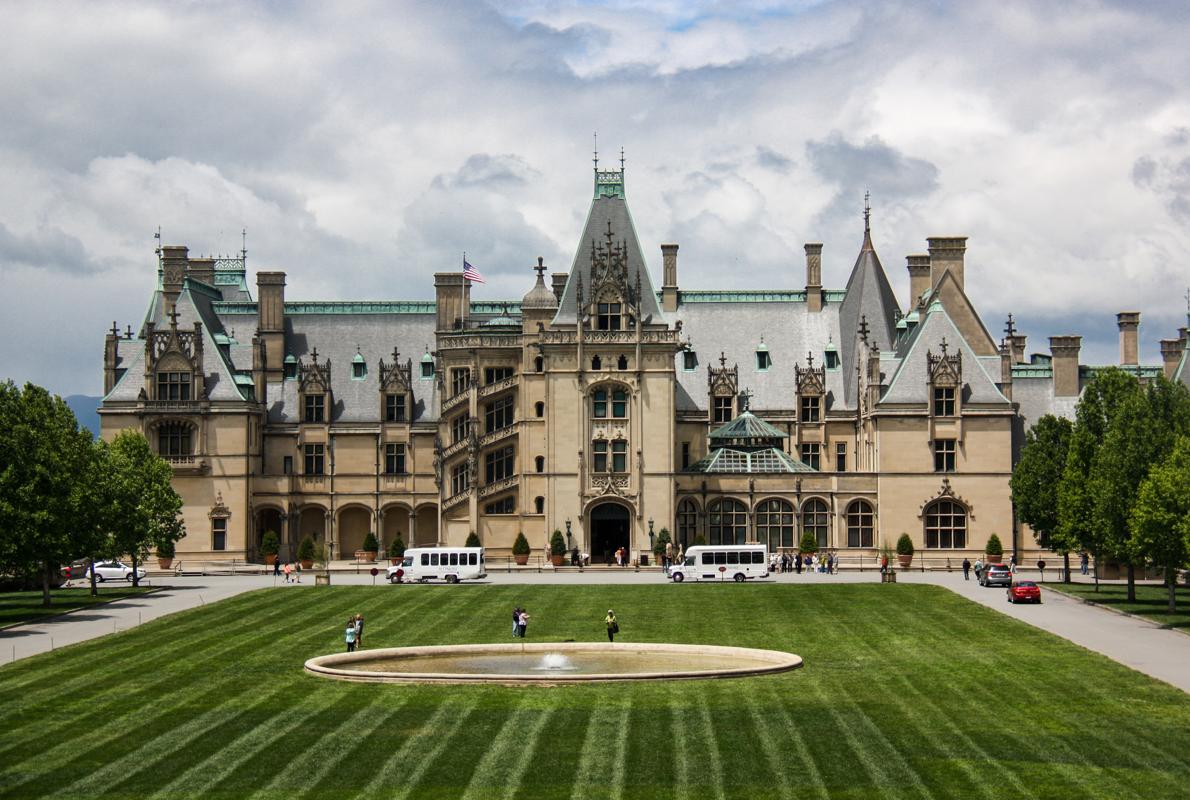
[106,430,184,588]
[1131,436,1190,614]
[1011,414,1074,580]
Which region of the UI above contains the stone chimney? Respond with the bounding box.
[1116,311,1140,366]
[906,254,931,309]
[551,273,568,304]
[1009,334,1028,364]
[256,271,286,382]
[661,244,679,313]
[1049,335,1082,397]
[188,257,215,286]
[999,340,1013,401]
[804,243,823,313]
[160,245,188,307]
[927,237,967,291]
[104,322,120,395]
[1160,338,1185,380]
[434,273,470,332]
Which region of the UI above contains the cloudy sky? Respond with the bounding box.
[2,0,1189,396]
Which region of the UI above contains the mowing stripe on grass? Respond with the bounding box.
[571,700,632,800]
[291,694,414,799]
[385,699,484,800]
[459,697,556,800]
[739,684,815,800]
[693,688,727,800]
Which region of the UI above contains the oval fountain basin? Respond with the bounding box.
[304,642,803,684]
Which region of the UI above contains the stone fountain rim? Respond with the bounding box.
[304,641,803,684]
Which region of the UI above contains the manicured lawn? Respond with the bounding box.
[0,587,155,629]
[1,584,1187,799]
[1045,581,1190,629]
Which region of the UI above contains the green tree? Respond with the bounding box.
[1131,435,1190,614]
[550,530,566,556]
[106,430,184,588]
[512,532,531,556]
[799,531,819,553]
[1011,414,1075,580]
[465,531,481,548]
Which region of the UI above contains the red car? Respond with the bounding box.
[1007,581,1041,604]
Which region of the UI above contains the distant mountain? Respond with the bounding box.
[65,395,102,438]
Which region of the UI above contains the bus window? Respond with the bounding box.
[421,553,429,566]
[450,553,459,566]
[714,552,727,565]
[685,555,696,567]
[469,553,477,565]
[752,551,764,564]
[701,552,713,565]
[727,552,739,565]
[430,553,438,566]
[403,556,413,567]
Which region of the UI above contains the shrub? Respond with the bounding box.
[465,531,481,547]
[550,530,566,556]
[512,532,531,556]
[388,536,406,558]
[799,531,819,553]
[297,536,316,561]
[362,532,379,552]
[259,530,279,556]
[896,533,915,556]
[985,534,1004,556]
[653,528,672,555]
[156,538,176,559]
[693,534,707,547]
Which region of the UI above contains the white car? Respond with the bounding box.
[89,560,147,582]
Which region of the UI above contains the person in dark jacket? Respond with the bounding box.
[961,558,971,580]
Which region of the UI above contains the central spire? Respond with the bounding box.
[862,190,873,250]
[593,134,625,199]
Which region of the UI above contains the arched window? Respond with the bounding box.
[535,455,544,473]
[535,401,545,417]
[158,421,192,457]
[801,499,830,549]
[534,496,544,514]
[534,355,544,373]
[756,499,795,550]
[677,499,699,549]
[591,355,602,371]
[846,500,875,547]
[708,498,747,546]
[617,354,628,370]
[924,499,967,548]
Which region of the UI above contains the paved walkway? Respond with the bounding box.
[2,569,1187,693]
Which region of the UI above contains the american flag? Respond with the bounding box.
[463,258,485,284]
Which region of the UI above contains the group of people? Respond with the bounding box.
[343,613,365,651]
[511,606,531,638]
[769,550,839,574]
[280,562,303,583]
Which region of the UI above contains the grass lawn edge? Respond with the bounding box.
[0,586,164,631]
[1043,583,1190,637]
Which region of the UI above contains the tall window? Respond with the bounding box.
[933,386,956,417]
[800,443,821,471]
[451,463,468,495]
[384,443,407,475]
[534,496,544,514]
[801,499,829,549]
[303,444,325,475]
[158,421,191,457]
[212,518,227,551]
[484,366,514,384]
[677,500,699,548]
[534,456,544,473]
[484,395,515,433]
[800,396,820,423]
[157,372,191,401]
[282,456,293,475]
[597,302,622,330]
[708,498,747,546]
[681,442,691,469]
[534,356,544,373]
[385,394,406,423]
[451,413,469,444]
[756,349,772,370]
[846,500,874,547]
[713,395,733,423]
[616,354,628,370]
[450,368,471,397]
[591,355,602,371]
[611,440,627,473]
[611,389,627,418]
[592,440,608,472]
[592,389,607,418]
[534,401,545,417]
[835,442,847,472]
[484,446,515,483]
[924,500,966,548]
[934,440,956,472]
[756,499,795,550]
[304,394,325,423]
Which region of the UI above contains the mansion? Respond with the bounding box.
[98,164,1190,565]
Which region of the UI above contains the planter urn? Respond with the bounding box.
[897,554,913,569]
[157,558,173,570]
[986,554,1003,564]
[551,554,565,567]
[514,554,529,566]
[264,554,277,566]
[300,559,314,570]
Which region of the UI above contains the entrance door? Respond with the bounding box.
[590,503,630,565]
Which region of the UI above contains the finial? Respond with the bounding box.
[858,314,870,342]
[739,387,753,412]
[311,347,319,362]
[593,132,598,171]
[125,325,133,339]
[806,350,814,368]
[110,321,119,336]
[534,256,546,280]
[719,351,727,368]
[154,226,161,256]
[167,303,179,328]
[241,228,247,262]
[863,190,871,234]
[940,337,949,355]
[392,346,400,363]
[620,146,625,172]
[1004,313,1016,338]
[356,344,361,355]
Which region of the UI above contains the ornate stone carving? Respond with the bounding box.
[379,348,413,393]
[709,352,739,397]
[927,338,962,387]
[795,351,826,395]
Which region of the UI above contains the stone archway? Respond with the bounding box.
[338,506,373,557]
[415,505,438,546]
[382,506,412,552]
[589,502,631,565]
[297,507,327,557]
[255,507,284,562]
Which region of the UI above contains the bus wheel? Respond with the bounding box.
[672,572,684,583]
[733,573,745,583]
[446,574,459,584]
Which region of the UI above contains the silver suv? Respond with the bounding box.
[980,564,1012,587]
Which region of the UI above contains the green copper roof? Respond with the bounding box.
[655,289,847,304]
[212,300,523,315]
[708,411,787,444]
[685,446,815,474]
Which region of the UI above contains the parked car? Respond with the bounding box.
[980,564,1013,587]
[89,560,147,582]
[1007,581,1042,604]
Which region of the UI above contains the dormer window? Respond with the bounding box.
[713,395,734,424]
[597,302,622,331]
[933,386,956,417]
[420,350,435,379]
[385,394,407,423]
[683,351,697,371]
[157,371,191,401]
[824,349,840,369]
[756,340,772,371]
[283,355,298,380]
[351,353,366,380]
[304,393,325,423]
[800,396,820,423]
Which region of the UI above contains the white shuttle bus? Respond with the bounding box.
[668,544,769,583]
[386,547,486,584]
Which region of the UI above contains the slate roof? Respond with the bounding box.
[837,228,901,406]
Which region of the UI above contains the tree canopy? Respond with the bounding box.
[1011,414,1074,552]
[1131,435,1190,613]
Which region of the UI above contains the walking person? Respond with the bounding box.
[795,552,802,574]
[604,609,618,642]
[345,617,358,652]
[354,614,365,649]
[961,557,971,580]
[1080,552,1089,575]
[273,558,281,577]
[973,557,983,583]
[282,562,292,583]
[512,606,522,638]
[517,608,529,639]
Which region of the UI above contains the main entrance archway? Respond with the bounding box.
[589,502,630,565]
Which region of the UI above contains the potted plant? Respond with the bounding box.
[985,533,1004,564]
[549,530,566,566]
[799,530,819,555]
[896,533,915,569]
[297,536,316,570]
[260,530,279,566]
[465,531,481,547]
[358,532,379,563]
[388,536,406,565]
[653,528,672,562]
[156,538,175,571]
[512,532,531,566]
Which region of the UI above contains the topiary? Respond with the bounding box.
[985,533,1004,556]
[362,532,379,552]
[260,530,279,556]
[465,531,481,547]
[653,528,672,555]
[512,532,531,556]
[550,530,566,556]
[297,536,316,561]
[156,538,176,559]
[799,531,819,553]
[896,533,915,556]
[389,536,406,558]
